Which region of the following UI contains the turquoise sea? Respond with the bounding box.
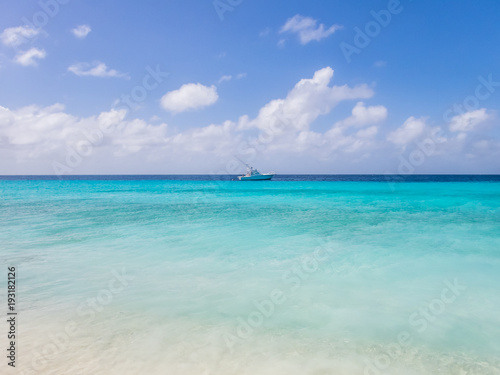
[1,176,499,375]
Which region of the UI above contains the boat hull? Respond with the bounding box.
[238,174,274,181]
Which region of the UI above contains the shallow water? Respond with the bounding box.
[1,177,499,374]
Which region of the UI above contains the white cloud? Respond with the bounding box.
[449,108,490,132]
[218,75,232,83]
[374,61,387,68]
[323,123,379,156]
[0,26,39,47]
[0,104,169,161]
[334,102,387,128]
[241,67,373,134]
[15,48,46,66]
[387,117,427,146]
[280,15,341,44]
[356,126,378,138]
[160,83,218,113]
[71,24,91,39]
[68,61,128,78]
[234,67,379,161]
[218,73,246,84]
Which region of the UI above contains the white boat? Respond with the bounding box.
[238,165,275,181]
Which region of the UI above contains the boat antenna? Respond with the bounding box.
[234,156,251,169]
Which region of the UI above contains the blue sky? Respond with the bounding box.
[1,0,499,174]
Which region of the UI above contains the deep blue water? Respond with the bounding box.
[1,174,500,182]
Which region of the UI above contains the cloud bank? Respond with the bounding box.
[0,67,498,175]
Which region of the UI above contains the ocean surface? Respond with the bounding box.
[0,175,499,375]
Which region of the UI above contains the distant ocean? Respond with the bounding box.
[1,175,499,374]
